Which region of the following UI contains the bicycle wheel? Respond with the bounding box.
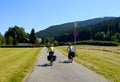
[50,57,53,66]
[69,57,73,63]
[70,57,73,63]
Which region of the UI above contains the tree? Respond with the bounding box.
[94,32,105,40]
[53,40,59,46]
[29,28,37,44]
[111,33,120,42]
[0,33,6,45]
[105,31,111,41]
[4,25,27,45]
[7,36,13,45]
[44,37,53,44]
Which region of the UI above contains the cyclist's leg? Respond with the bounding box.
[68,52,70,61]
[68,52,72,62]
[49,52,54,66]
[70,52,74,63]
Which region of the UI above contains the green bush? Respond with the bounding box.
[58,40,119,46]
[76,40,119,46]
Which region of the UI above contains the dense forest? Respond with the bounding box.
[55,17,120,43]
[36,17,116,38]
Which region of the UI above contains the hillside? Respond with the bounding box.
[36,17,116,38]
[56,17,120,42]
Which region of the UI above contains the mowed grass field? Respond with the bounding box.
[57,45,120,82]
[0,48,41,82]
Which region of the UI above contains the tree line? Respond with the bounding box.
[1,17,120,46]
[0,25,37,46]
[36,17,116,38]
[55,18,120,43]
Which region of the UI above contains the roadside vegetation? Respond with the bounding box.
[57,45,120,82]
[0,48,41,82]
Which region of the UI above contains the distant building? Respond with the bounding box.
[38,38,42,43]
[18,38,30,46]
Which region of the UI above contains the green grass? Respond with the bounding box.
[0,48,41,82]
[57,45,120,82]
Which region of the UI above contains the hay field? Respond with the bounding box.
[57,45,120,82]
[0,48,41,82]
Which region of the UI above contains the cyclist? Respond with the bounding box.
[47,44,54,56]
[67,44,74,62]
[47,44,56,65]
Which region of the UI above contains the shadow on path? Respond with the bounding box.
[36,63,51,67]
[59,60,71,64]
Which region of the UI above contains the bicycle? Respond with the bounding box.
[68,52,75,63]
[68,56,73,63]
[47,55,56,66]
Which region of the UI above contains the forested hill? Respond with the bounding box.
[36,17,116,38]
[55,17,120,42]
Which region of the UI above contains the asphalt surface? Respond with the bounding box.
[24,47,110,82]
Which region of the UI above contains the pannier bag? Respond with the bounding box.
[68,52,75,58]
[71,52,75,57]
[47,55,56,61]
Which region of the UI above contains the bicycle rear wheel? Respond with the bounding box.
[68,57,73,63]
[50,57,53,66]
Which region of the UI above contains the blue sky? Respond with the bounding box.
[0,0,120,35]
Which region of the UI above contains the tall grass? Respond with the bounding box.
[57,45,120,82]
[0,48,41,82]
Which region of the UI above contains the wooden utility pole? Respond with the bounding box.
[74,22,78,54]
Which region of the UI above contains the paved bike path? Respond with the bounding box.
[25,48,110,82]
